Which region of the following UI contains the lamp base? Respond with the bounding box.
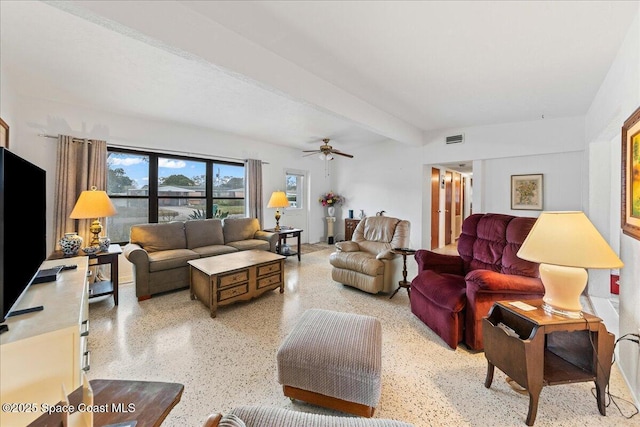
[274,210,282,231]
[89,219,103,246]
[541,302,583,319]
[539,263,588,318]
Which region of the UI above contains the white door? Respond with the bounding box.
[283,169,309,243]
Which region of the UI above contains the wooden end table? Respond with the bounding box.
[483,300,614,426]
[49,244,122,305]
[28,379,184,427]
[389,248,415,299]
[264,227,303,261]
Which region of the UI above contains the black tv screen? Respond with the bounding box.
[0,148,47,321]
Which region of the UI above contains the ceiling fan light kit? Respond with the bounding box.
[302,138,354,159]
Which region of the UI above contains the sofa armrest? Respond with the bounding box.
[202,413,222,427]
[254,230,278,252]
[376,249,396,260]
[414,249,464,275]
[123,243,149,265]
[465,269,544,294]
[464,269,545,350]
[335,240,360,252]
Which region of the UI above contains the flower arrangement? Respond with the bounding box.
[319,191,343,206]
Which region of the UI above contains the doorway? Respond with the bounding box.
[284,169,309,243]
[428,163,472,249]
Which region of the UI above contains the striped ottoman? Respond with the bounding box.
[276,309,382,417]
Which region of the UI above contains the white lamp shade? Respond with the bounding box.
[517,211,623,269]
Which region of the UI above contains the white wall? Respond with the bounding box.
[423,116,585,163]
[419,117,586,247]
[480,151,584,215]
[585,6,640,406]
[331,138,423,248]
[9,95,334,253]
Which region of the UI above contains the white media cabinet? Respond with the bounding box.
[0,256,89,426]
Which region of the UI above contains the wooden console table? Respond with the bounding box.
[482,300,614,426]
[28,379,184,427]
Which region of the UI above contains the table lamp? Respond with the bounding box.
[70,186,117,246]
[267,191,289,231]
[517,211,623,318]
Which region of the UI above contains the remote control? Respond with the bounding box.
[61,264,78,270]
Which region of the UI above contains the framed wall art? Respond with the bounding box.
[621,106,640,240]
[511,174,543,210]
[0,118,8,149]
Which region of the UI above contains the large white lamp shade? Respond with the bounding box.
[517,211,623,318]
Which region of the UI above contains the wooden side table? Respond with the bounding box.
[49,244,122,305]
[482,300,614,426]
[389,248,415,299]
[264,228,303,261]
[28,379,184,427]
[344,218,360,241]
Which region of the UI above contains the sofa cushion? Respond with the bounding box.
[192,245,238,257]
[219,414,246,427]
[357,216,401,243]
[185,219,224,249]
[229,405,414,427]
[130,222,186,252]
[411,271,466,312]
[329,251,384,276]
[502,217,539,277]
[226,239,270,252]
[148,249,199,272]
[468,214,513,273]
[223,217,260,243]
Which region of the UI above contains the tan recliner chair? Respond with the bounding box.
[329,216,411,294]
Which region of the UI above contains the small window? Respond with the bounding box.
[286,172,304,209]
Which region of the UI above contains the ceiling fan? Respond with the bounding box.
[302,138,354,159]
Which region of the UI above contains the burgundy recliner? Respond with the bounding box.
[410,213,545,350]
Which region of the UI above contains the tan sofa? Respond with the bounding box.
[203,406,414,427]
[124,218,277,301]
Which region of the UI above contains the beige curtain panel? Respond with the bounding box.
[53,135,108,252]
[247,158,263,226]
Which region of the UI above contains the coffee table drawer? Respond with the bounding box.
[257,273,281,289]
[218,269,249,288]
[218,283,248,301]
[257,261,281,277]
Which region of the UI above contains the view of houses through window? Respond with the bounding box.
[286,171,304,209]
[106,149,245,244]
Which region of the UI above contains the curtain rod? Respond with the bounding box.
[38,133,268,164]
[38,133,92,144]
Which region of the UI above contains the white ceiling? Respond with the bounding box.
[1,1,637,152]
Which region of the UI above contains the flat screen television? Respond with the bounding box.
[0,147,47,322]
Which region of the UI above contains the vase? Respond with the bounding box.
[98,237,111,252]
[59,232,83,256]
[327,206,336,217]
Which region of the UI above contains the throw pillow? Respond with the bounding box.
[219,414,246,427]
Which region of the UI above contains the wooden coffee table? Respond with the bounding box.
[28,379,184,427]
[189,250,286,318]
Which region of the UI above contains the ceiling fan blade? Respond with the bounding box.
[332,151,354,158]
[302,150,321,153]
[302,152,320,157]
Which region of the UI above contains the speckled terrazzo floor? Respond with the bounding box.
[87,248,638,427]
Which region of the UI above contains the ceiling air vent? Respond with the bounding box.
[445,134,464,144]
